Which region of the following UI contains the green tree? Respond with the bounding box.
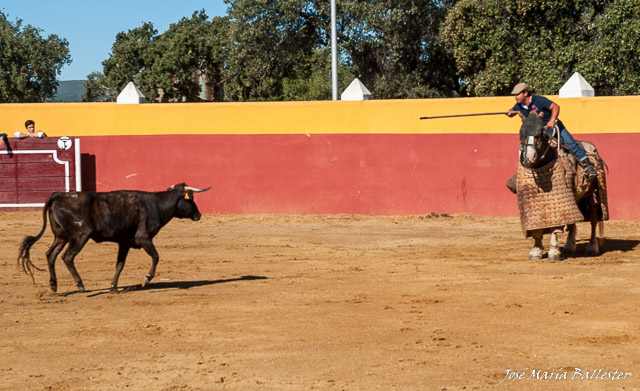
[580,0,640,95]
[153,12,228,102]
[0,11,71,103]
[223,0,322,101]
[334,0,459,98]
[87,21,159,101]
[85,11,228,102]
[223,0,459,100]
[83,72,117,102]
[442,0,640,96]
[281,47,352,101]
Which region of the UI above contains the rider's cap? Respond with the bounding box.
[511,82,529,95]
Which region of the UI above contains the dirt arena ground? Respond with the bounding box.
[1,211,639,390]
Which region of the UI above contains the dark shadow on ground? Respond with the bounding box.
[58,275,268,297]
[575,238,640,256]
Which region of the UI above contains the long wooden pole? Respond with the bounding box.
[420,111,508,120]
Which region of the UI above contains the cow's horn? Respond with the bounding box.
[184,186,211,193]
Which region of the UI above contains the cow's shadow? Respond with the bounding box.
[75,275,267,297]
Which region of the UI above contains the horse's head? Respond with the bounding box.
[519,112,552,168]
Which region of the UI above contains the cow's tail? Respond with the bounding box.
[17,195,56,282]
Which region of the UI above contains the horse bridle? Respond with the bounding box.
[520,124,560,167]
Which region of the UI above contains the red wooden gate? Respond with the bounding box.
[0,137,81,210]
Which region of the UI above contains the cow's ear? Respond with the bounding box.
[184,193,190,200]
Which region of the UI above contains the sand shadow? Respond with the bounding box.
[62,275,268,297]
[568,238,640,258]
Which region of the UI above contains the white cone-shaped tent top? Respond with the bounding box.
[116,82,146,104]
[341,78,372,101]
[559,72,595,98]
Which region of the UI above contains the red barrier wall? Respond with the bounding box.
[1,98,638,219]
[78,132,635,218]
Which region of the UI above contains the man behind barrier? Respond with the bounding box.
[15,120,47,139]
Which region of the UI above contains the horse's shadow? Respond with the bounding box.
[571,238,640,257]
[63,275,268,297]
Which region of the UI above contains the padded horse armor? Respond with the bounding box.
[514,113,609,237]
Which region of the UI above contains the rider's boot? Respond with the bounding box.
[579,158,597,184]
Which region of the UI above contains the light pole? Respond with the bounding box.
[331,0,338,100]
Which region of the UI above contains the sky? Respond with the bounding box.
[1,1,229,81]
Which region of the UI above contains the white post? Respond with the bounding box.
[75,138,82,191]
[116,82,146,104]
[331,0,338,101]
[558,72,595,98]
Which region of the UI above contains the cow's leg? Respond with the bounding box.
[140,241,160,287]
[529,230,544,259]
[61,236,89,292]
[110,243,131,294]
[45,237,67,292]
[562,224,577,255]
[548,228,563,261]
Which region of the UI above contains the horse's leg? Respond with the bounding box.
[586,208,600,256]
[562,224,577,255]
[529,230,544,259]
[548,228,563,261]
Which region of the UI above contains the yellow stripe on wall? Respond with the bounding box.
[1,96,638,137]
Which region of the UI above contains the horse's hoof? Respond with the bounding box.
[50,282,58,292]
[77,286,85,293]
[586,247,599,257]
[548,249,562,261]
[528,248,543,259]
[110,286,119,294]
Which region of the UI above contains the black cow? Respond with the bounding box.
[18,183,210,293]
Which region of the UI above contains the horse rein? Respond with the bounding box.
[520,122,572,190]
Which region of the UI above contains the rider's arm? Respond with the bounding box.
[547,102,560,129]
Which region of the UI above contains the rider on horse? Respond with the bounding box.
[506,82,597,183]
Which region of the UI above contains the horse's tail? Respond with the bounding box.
[17,194,57,282]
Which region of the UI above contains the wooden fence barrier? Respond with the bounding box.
[0,137,81,210]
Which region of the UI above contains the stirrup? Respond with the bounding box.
[584,166,597,183]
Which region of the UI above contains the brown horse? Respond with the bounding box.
[510,112,608,260]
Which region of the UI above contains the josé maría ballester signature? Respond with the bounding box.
[499,368,632,384]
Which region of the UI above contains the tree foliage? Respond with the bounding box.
[84,11,227,102]
[579,0,640,95]
[335,0,459,98]
[86,0,459,102]
[83,0,640,101]
[223,0,361,101]
[441,0,640,96]
[0,11,71,103]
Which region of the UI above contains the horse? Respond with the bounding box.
[510,112,609,260]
